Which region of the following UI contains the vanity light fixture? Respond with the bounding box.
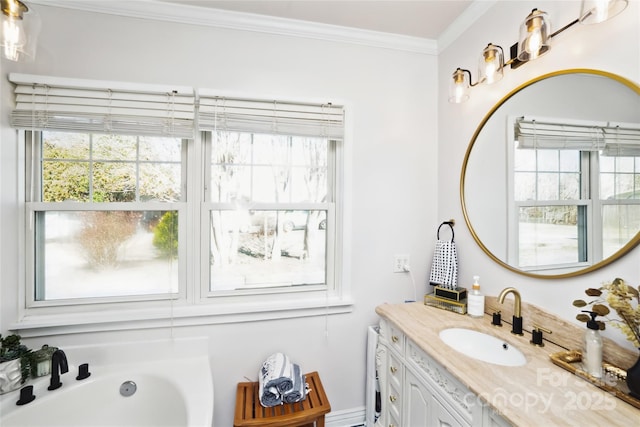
[449,43,505,104]
[449,0,628,103]
[448,68,473,103]
[478,43,504,84]
[579,0,628,24]
[0,0,39,62]
[516,8,551,62]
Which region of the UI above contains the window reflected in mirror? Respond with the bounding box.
[461,70,640,278]
[511,117,640,272]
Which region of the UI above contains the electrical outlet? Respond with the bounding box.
[393,254,410,273]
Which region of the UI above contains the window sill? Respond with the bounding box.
[11,296,354,338]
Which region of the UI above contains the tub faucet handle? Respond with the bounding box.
[16,385,36,405]
[76,363,91,381]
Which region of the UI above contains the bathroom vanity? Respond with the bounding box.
[376,302,639,427]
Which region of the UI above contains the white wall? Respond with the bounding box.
[439,0,640,348]
[0,4,438,426]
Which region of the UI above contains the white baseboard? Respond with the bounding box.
[326,406,366,427]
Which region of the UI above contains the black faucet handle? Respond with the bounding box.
[512,315,524,336]
[530,324,552,346]
[76,363,91,380]
[492,311,502,326]
[16,385,36,405]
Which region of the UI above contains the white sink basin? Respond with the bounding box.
[439,328,527,367]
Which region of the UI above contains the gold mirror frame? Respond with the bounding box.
[460,68,640,279]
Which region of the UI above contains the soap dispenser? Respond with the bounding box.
[582,310,603,378]
[467,275,485,318]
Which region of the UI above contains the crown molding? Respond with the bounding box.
[438,0,498,53]
[28,0,438,55]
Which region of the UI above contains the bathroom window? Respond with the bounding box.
[198,95,344,297]
[26,131,184,302]
[204,131,335,294]
[25,129,342,308]
[12,75,349,331]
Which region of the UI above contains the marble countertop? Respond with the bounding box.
[376,301,639,427]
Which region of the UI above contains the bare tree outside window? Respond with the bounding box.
[208,132,330,291]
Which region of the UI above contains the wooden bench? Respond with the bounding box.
[234,371,331,427]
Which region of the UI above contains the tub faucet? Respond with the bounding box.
[48,349,68,391]
[498,287,523,336]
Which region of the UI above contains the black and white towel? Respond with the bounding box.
[429,222,458,289]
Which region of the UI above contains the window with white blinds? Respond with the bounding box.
[197,91,344,138]
[601,121,640,156]
[510,115,640,273]
[197,92,345,295]
[10,74,349,331]
[9,73,195,139]
[515,116,607,150]
[515,116,640,154]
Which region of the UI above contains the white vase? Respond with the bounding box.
[0,359,23,394]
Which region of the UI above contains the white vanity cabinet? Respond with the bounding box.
[377,328,403,427]
[377,319,510,427]
[404,367,434,426]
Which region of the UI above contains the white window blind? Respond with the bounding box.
[9,73,195,139]
[197,91,344,139]
[515,116,606,150]
[601,122,640,156]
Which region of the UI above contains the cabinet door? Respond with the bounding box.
[387,379,403,426]
[432,397,470,427]
[404,368,433,427]
[376,342,389,427]
[406,340,482,425]
[386,411,402,427]
[377,342,403,427]
[484,407,513,427]
[387,351,402,391]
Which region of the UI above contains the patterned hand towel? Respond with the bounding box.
[258,352,294,407]
[283,363,307,403]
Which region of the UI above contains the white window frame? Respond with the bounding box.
[27,133,188,305]
[199,131,341,302]
[507,115,640,273]
[9,75,352,337]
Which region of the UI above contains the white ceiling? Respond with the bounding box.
[158,0,474,39]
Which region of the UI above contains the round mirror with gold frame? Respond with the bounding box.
[461,69,640,279]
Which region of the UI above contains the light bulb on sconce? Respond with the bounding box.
[448,44,504,104]
[1,0,27,61]
[0,0,39,62]
[478,43,504,85]
[448,0,629,104]
[517,8,551,61]
[448,68,471,104]
[580,0,628,24]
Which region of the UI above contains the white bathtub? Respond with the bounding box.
[0,337,213,427]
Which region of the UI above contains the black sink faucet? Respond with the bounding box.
[48,349,68,390]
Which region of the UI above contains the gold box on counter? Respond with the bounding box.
[424,293,467,315]
[433,286,467,302]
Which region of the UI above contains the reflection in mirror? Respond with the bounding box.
[461,70,640,278]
